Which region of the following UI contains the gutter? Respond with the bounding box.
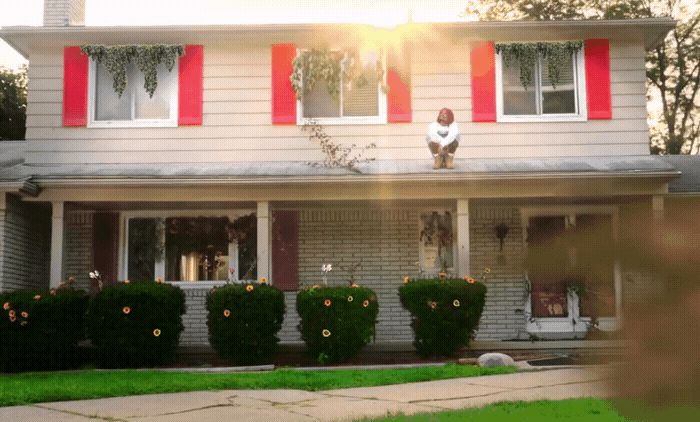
[29,170,681,188]
[0,179,40,197]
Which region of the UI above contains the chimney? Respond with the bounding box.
[43,0,86,27]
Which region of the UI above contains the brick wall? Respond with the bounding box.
[0,194,51,292]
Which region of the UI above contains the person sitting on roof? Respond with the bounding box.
[426,108,460,170]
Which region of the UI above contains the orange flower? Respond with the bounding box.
[58,282,66,288]
[9,315,16,322]
[50,289,57,296]
[438,272,447,280]
[453,299,461,308]
[246,284,254,292]
[260,277,268,284]
[350,283,359,288]
[153,329,161,337]
[403,276,409,284]
[68,276,76,284]
[124,279,131,284]
[312,284,321,289]
[347,296,354,302]
[8,310,15,318]
[154,277,162,284]
[429,301,437,310]
[2,302,9,311]
[324,299,332,307]
[322,329,331,338]
[466,277,476,284]
[223,309,231,318]
[122,306,131,315]
[20,311,28,318]
[33,295,41,301]
[362,300,370,308]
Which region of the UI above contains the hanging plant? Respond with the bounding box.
[290,48,388,100]
[80,44,184,97]
[495,41,582,89]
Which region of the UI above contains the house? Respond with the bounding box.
[1,0,697,352]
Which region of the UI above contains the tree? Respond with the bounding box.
[463,0,700,154]
[0,65,27,141]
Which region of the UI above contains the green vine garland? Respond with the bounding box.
[81,45,185,97]
[495,41,582,89]
[290,48,387,101]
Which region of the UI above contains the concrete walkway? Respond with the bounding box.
[0,367,612,422]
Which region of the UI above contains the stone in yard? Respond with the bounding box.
[477,352,517,368]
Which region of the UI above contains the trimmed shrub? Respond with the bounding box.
[206,283,285,365]
[297,286,378,364]
[399,278,487,358]
[0,288,89,372]
[87,282,185,368]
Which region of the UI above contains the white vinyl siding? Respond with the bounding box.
[24,40,649,165]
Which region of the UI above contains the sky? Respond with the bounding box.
[0,0,467,69]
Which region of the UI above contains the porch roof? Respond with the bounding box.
[659,155,700,194]
[0,149,683,190]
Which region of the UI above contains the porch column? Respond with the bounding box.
[457,199,470,277]
[257,201,270,281]
[49,201,65,288]
[652,195,665,222]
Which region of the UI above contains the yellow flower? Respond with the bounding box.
[68,276,76,284]
[153,329,161,337]
[20,321,28,326]
[260,277,268,284]
[312,284,321,289]
[8,310,15,318]
[484,267,491,274]
[453,299,461,307]
[403,276,409,284]
[33,295,41,301]
[154,277,162,284]
[438,272,447,280]
[322,329,331,338]
[429,301,437,310]
[2,302,9,311]
[21,311,28,318]
[122,306,131,315]
[347,296,354,302]
[124,279,131,284]
[362,300,370,308]
[223,309,231,318]
[246,284,254,292]
[50,289,57,296]
[350,283,359,288]
[324,299,332,307]
[58,282,66,288]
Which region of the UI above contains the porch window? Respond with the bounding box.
[298,48,386,125]
[125,214,256,282]
[496,49,585,121]
[89,61,178,127]
[525,212,617,323]
[419,211,455,273]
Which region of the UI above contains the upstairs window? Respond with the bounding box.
[496,48,586,121]
[297,48,387,125]
[89,61,178,127]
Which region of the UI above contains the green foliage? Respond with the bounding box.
[80,45,184,97]
[0,66,27,140]
[399,278,486,358]
[296,286,378,363]
[495,41,582,89]
[86,282,185,368]
[290,49,343,100]
[206,283,285,365]
[0,289,89,372]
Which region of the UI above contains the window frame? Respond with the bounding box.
[295,48,388,126]
[520,205,622,338]
[495,45,588,123]
[117,209,256,285]
[417,208,458,275]
[87,59,179,128]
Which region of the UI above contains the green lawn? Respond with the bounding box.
[0,364,514,407]
[369,399,632,421]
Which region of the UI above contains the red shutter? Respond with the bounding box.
[272,210,299,291]
[93,212,120,287]
[470,41,497,123]
[271,43,297,124]
[63,46,88,127]
[387,46,412,123]
[178,45,204,125]
[585,39,612,120]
